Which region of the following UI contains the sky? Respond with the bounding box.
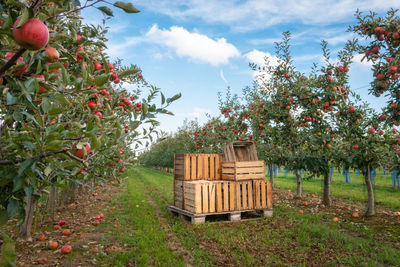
[82,0,400,134]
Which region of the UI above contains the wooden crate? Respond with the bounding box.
[235,180,254,210]
[253,180,273,210]
[174,180,184,209]
[183,181,235,214]
[221,160,265,181]
[223,141,258,162]
[174,154,221,181]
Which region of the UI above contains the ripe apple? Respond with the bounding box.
[352,212,359,218]
[110,72,117,80]
[349,106,356,113]
[53,225,61,230]
[391,102,398,109]
[95,215,101,220]
[138,73,142,78]
[320,204,325,209]
[38,234,46,241]
[48,241,58,250]
[368,127,376,134]
[45,47,59,62]
[303,201,308,206]
[333,217,339,222]
[13,18,49,50]
[61,245,72,254]
[76,34,81,44]
[379,114,387,120]
[389,65,398,74]
[90,247,99,254]
[299,209,304,214]
[99,213,104,219]
[288,193,294,199]
[38,257,48,264]
[353,144,359,150]
[94,111,102,118]
[72,142,91,158]
[58,219,66,226]
[121,167,125,173]
[94,62,102,70]
[88,101,97,109]
[284,73,290,78]
[62,229,71,236]
[379,130,384,135]
[93,192,98,197]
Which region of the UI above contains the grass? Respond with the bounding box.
[273,169,400,209]
[97,167,400,266]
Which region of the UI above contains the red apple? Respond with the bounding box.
[61,245,72,254]
[72,142,91,158]
[94,111,102,118]
[353,144,359,150]
[38,234,46,241]
[76,34,81,44]
[62,229,71,236]
[138,73,142,78]
[13,18,49,50]
[58,219,66,226]
[38,257,48,264]
[88,101,97,109]
[284,73,290,78]
[349,106,356,113]
[99,213,104,219]
[389,65,398,74]
[45,47,59,62]
[94,62,102,70]
[121,167,125,173]
[48,241,58,250]
[368,127,376,134]
[379,114,387,120]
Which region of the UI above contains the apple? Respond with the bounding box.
[88,101,97,109]
[99,213,104,219]
[38,257,48,264]
[121,167,125,173]
[95,215,101,220]
[108,63,113,70]
[379,114,387,120]
[94,111,102,118]
[61,245,72,254]
[110,72,117,80]
[93,192,98,197]
[303,201,308,206]
[333,217,339,222]
[45,47,59,62]
[38,234,46,241]
[94,62,102,70]
[92,220,100,226]
[320,204,325,209]
[284,73,290,78]
[379,130,384,135]
[13,18,49,50]
[389,65,398,74]
[59,219,66,226]
[353,144,359,150]
[349,106,356,113]
[114,78,120,84]
[76,34,81,44]
[352,212,359,218]
[48,241,58,250]
[90,247,99,254]
[368,127,376,134]
[288,193,294,199]
[299,209,304,214]
[62,229,71,236]
[53,225,61,230]
[138,73,142,78]
[72,142,91,158]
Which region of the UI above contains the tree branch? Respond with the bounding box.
[0,48,26,77]
[64,151,85,163]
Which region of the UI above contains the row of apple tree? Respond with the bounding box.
[0,0,180,241]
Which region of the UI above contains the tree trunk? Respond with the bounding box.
[68,183,76,203]
[48,185,56,220]
[19,193,40,242]
[268,163,274,189]
[295,169,302,197]
[323,171,331,206]
[364,164,376,216]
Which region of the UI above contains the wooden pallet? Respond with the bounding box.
[174,154,221,181]
[223,141,258,162]
[169,205,273,224]
[221,160,265,181]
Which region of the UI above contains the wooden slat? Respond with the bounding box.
[216,183,222,212]
[235,161,264,167]
[242,182,248,210]
[235,182,241,210]
[202,184,209,213]
[215,154,220,179]
[248,181,253,209]
[235,167,264,174]
[190,155,196,181]
[261,180,266,208]
[236,173,265,180]
[266,180,273,209]
[197,154,203,179]
[222,162,235,167]
[229,182,235,211]
[210,154,215,180]
[223,182,229,211]
[255,180,261,209]
[209,183,215,212]
[184,155,190,181]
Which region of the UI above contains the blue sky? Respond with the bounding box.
[83,0,400,133]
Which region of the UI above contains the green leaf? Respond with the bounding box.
[7,199,19,218]
[142,103,148,116]
[12,175,24,192]
[0,209,8,225]
[44,166,52,176]
[6,93,18,105]
[113,1,140,13]
[118,66,139,79]
[94,74,109,87]
[161,92,165,105]
[18,158,35,177]
[73,0,81,7]
[41,97,51,113]
[16,8,33,28]
[97,6,114,16]
[167,93,181,104]
[12,111,23,121]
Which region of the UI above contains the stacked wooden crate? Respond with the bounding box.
[173,142,272,219]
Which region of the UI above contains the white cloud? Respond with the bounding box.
[244,49,279,67]
[187,107,211,118]
[220,70,229,85]
[106,36,143,58]
[323,32,356,46]
[134,0,400,32]
[145,24,240,66]
[353,54,373,68]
